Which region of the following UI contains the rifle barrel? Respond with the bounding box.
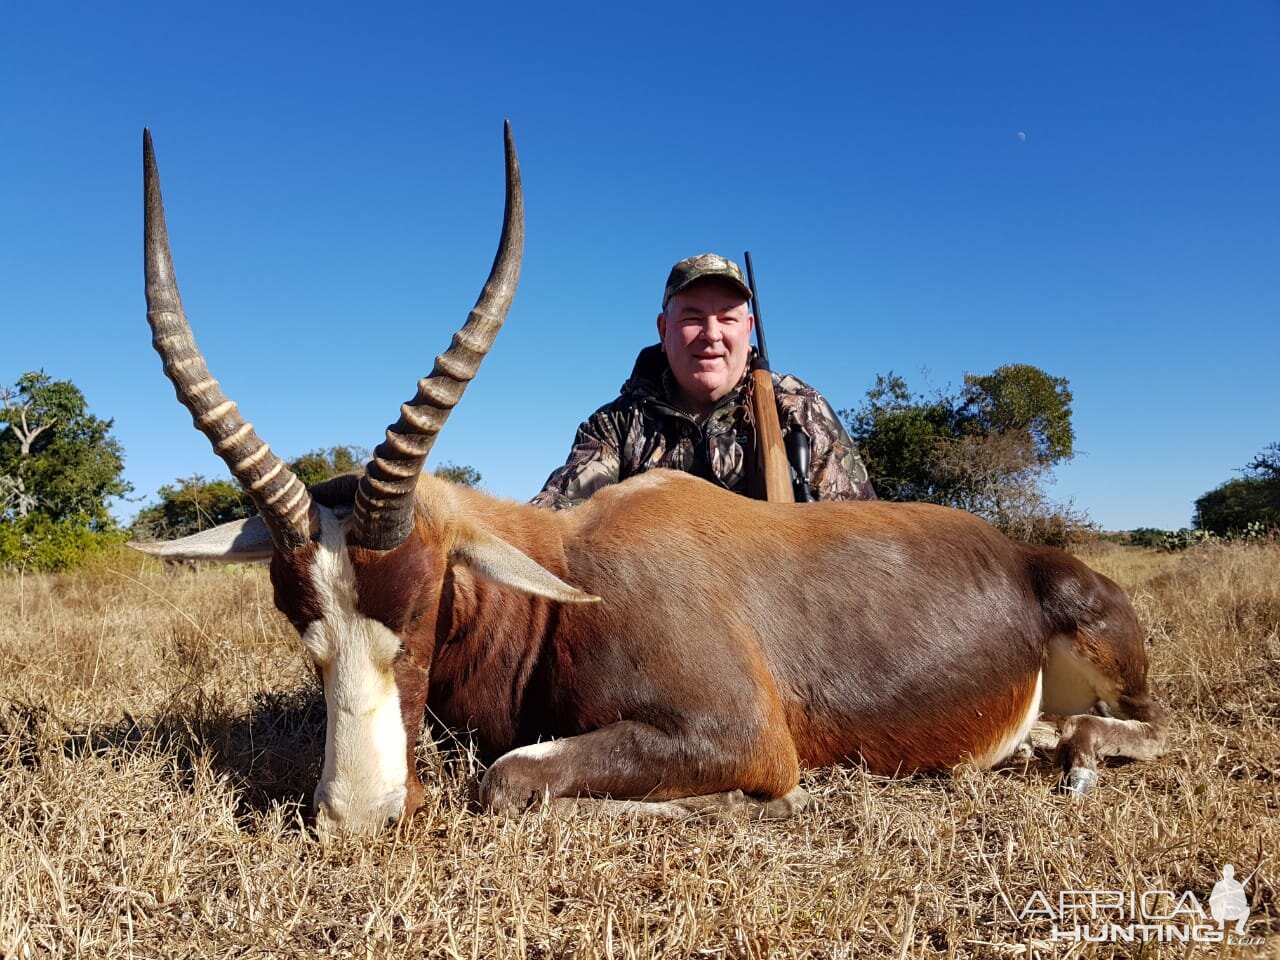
[743,250,770,369]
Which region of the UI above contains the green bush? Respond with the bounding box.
[1128,527,1173,549]
[0,514,128,572]
[1154,523,1274,552]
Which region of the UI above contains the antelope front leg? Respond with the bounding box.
[478,719,800,816]
[544,786,813,821]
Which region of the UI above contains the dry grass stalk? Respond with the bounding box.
[1,543,1277,958]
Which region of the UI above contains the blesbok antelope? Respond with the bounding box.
[134,126,1168,838]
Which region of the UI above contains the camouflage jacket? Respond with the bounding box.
[532,345,876,509]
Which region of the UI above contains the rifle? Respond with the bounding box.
[743,252,812,503]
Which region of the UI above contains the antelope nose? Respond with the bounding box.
[314,793,406,840]
[314,801,342,841]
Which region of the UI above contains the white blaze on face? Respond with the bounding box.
[302,507,408,837]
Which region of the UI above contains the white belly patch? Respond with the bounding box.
[972,669,1043,768]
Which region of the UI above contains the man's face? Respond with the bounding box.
[657,280,755,417]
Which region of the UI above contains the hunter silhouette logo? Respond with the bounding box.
[1209,864,1251,934]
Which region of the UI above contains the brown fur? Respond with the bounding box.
[316,469,1166,815]
[269,543,322,633]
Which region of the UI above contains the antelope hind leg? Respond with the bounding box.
[1041,614,1169,795]
[1057,695,1169,796]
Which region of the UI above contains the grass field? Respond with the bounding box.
[1,540,1277,958]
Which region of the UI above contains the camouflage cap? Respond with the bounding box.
[662,253,753,308]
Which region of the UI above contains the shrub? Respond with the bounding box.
[1127,527,1173,549]
[0,514,128,572]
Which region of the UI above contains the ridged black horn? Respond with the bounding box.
[350,121,524,550]
[143,129,313,554]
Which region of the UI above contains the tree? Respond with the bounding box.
[434,462,482,488]
[0,372,130,526]
[132,474,254,540]
[1,372,131,570]
[1247,442,1280,481]
[842,373,960,503]
[1194,442,1280,535]
[286,448,482,488]
[961,364,1074,465]
[288,445,367,488]
[929,430,1088,546]
[133,447,484,539]
[843,365,1087,545]
[131,447,367,540]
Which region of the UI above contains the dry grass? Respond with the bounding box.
[1,543,1277,958]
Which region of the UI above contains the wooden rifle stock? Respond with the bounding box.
[743,252,795,503]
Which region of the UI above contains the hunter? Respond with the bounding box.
[533,253,876,508]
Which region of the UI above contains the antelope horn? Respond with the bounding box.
[143,129,314,554]
[351,121,524,550]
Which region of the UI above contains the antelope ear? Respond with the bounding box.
[449,526,601,604]
[128,516,276,563]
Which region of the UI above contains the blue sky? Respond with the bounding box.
[3,3,1276,531]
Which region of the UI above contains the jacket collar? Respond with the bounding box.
[620,343,755,421]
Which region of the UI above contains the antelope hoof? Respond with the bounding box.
[476,764,549,817]
[1062,767,1099,797]
[757,785,812,819]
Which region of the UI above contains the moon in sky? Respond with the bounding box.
[1017,131,1027,142]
